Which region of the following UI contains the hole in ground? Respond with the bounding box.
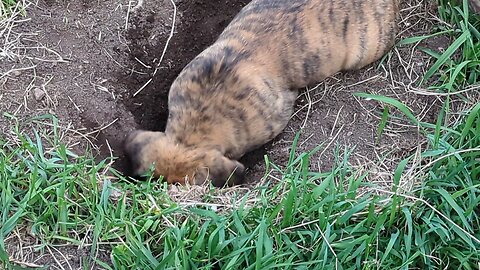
[113,0,268,182]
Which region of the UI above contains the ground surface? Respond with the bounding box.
[1,0,451,268]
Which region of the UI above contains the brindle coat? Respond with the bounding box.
[124,0,399,186]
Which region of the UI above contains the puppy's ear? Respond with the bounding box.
[195,153,246,187]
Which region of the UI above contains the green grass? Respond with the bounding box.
[1,103,479,269]
[1,0,16,7]
[399,0,480,90]
[1,0,17,15]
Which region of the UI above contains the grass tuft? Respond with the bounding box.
[399,0,480,90]
[1,0,19,16]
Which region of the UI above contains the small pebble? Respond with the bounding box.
[11,70,21,77]
[33,88,46,101]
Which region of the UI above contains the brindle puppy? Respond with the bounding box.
[124,0,399,186]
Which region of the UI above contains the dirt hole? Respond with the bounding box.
[111,0,269,180]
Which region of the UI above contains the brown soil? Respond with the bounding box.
[1,0,449,268]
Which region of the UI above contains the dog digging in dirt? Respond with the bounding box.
[124,0,399,187]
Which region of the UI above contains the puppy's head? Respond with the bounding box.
[123,130,245,186]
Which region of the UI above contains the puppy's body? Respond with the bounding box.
[125,0,399,186]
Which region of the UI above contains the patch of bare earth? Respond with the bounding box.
[2,0,477,268]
